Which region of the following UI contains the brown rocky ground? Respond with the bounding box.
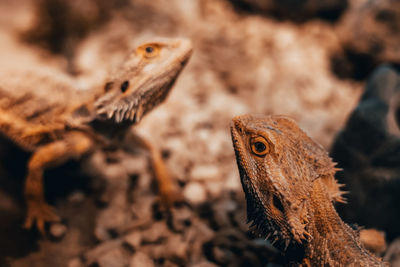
[0,0,398,266]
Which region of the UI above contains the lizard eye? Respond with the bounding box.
[250,136,270,156]
[120,81,129,92]
[137,43,161,59]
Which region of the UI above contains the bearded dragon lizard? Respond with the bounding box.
[0,37,192,233]
[231,114,387,266]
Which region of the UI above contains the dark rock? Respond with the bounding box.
[331,65,400,239]
[333,0,400,80]
[229,0,348,22]
[384,238,400,267]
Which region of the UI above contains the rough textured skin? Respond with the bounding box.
[0,37,192,233]
[231,114,387,266]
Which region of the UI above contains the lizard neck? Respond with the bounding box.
[301,179,383,266]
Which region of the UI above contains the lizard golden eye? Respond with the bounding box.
[137,43,161,59]
[120,81,129,93]
[250,136,270,156]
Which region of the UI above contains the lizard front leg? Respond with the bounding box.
[24,131,94,234]
[124,131,181,206]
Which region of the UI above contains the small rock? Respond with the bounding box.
[190,164,220,181]
[67,191,86,203]
[94,225,113,241]
[212,200,238,228]
[120,155,148,175]
[205,180,223,198]
[360,228,387,255]
[212,246,233,265]
[123,231,142,249]
[384,238,400,266]
[49,223,67,240]
[165,234,188,264]
[130,195,155,223]
[97,247,130,267]
[183,182,207,205]
[140,243,167,260]
[224,169,241,191]
[68,258,83,267]
[191,261,219,267]
[169,205,193,232]
[141,221,171,243]
[130,251,154,267]
[163,260,179,267]
[84,239,123,266]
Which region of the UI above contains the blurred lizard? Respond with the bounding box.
[0,37,192,233]
[231,114,387,266]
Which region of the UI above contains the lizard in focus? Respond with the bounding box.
[0,37,192,233]
[231,114,387,266]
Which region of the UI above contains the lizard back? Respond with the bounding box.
[0,67,95,150]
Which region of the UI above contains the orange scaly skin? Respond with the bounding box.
[0,37,192,234]
[231,114,387,266]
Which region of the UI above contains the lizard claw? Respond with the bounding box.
[24,200,60,235]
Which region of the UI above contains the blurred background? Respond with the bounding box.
[0,0,399,266]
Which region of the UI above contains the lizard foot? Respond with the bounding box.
[24,200,60,235]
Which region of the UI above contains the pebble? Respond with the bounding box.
[190,164,220,181]
[67,258,83,267]
[360,229,387,254]
[141,221,170,243]
[183,182,207,205]
[384,238,400,266]
[169,205,193,232]
[123,231,142,249]
[165,234,188,264]
[191,261,219,267]
[97,247,130,267]
[49,223,67,240]
[67,191,86,203]
[130,251,155,267]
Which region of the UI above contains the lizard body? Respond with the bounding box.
[231,114,386,266]
[0,37,192,233]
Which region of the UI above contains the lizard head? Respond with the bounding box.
[93,37,192,124]
[231,114,337,249]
